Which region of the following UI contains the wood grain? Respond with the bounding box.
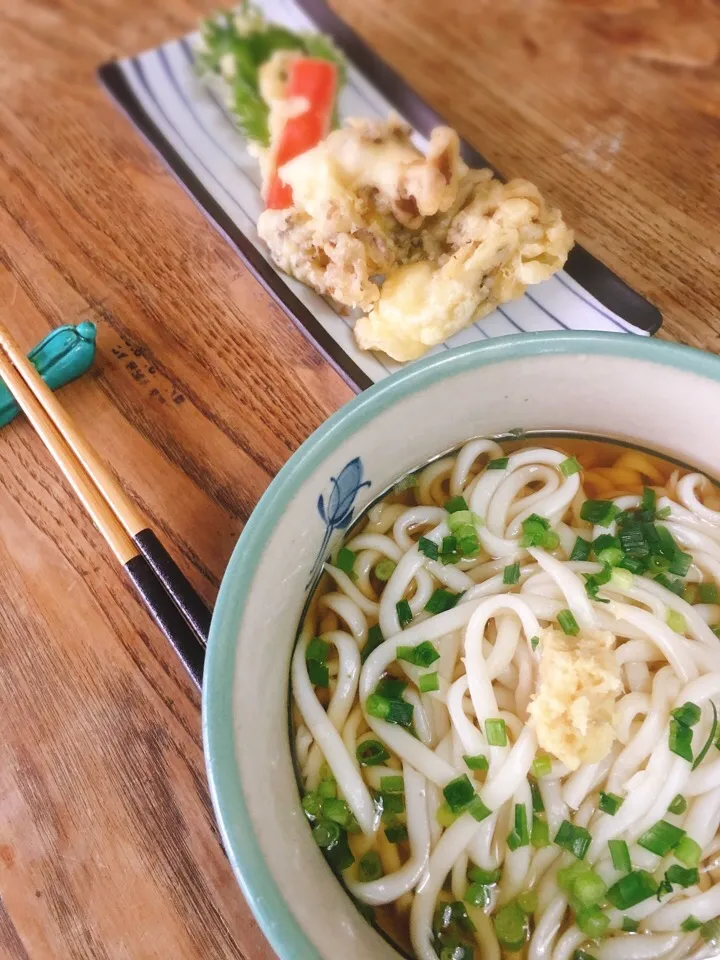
[0,0,718,957]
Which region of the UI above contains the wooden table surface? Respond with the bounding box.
[1,0,719,957]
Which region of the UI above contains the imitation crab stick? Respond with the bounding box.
[265,57,338,210]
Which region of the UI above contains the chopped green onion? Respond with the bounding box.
[619,523,651,558]
[493,902,529,952]
[418,671,440,693]
[450,901,475,934]
[668,794,688,815]
[361,624,384,663]
[599,792,624,816]
[608,839,632,873]
[366,693,413,727]
[667,609,687,634]
[531,817,550,848]
[487,457,509,470]
[301,792,323,819]
[558,609,580,636]
[503,562,521,585]
[700,918,720,945]
[380,792,404,820]
[468,796,492,823]
[573,870,606,906]
[384,824,408,844]
[442,535,457,555]
[458,535,480,557]
[464,754,489,772]
[593,533,620,554]
[656,573,685,596]
[443,775,476,813]
[681,915,702,932]
[621,917,640,933]
[375,558,396,581]
[405,641,440,667]
[576,905,609,938]
[521,513,559,550]
[307,660,330,688]
[380,775,404,794]
[468,866,501,885]
[569,537,591,561]
[532,754,552,778]
[376,676,407,699]
[358,850,383,881]
[580,500,620,527]
[656,505,672,519]
[669,718,694,763]
[517,890,538,914]
[418,536,439,560]
[584,564,613,603]
[669,551,693,577]
[485,718,508,746]
[436,802,459,828]
[560,456,582,477]
[306,637,330,663]
[656,524,678,559]
[675,836,702,867]
[355,739,390,767]
[424,588,460,614]
[700,583,720,604]
[555,820,591,860]
[619,555,646,574]
[598,546,624,567]
[612,567,634,590]
[336,547,356,575]
[396,599,412,628]
[445,495,469,513]
[607,870,659,910]
[322,797,351,827]
[530,635,540,650]
[317,780,336,799]
[666,864,699,888]
[531,781,545,813]
[640,486,657,516]
[507,804,530,850]
[673,702,702,727]
[311,818,340,849]
[637,820,686,857]
[693,701,718,771]
[464,881,491,907]
[557,861,591,892]
[572,952,598,960]
[656,875,674,901]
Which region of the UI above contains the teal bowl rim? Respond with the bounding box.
[203,331,720,960]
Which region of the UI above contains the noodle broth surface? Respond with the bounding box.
[291,437,720,959]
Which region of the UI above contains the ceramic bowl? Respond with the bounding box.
[203,331,720,960]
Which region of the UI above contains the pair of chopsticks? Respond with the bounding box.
[0,321,210,689]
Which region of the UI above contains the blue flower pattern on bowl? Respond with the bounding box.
[308,457,371,588]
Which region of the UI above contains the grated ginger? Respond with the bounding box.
[528,627,622,771]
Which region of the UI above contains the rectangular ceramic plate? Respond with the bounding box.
[99,0,662,391]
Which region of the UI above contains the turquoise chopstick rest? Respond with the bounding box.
[0,322,97,429]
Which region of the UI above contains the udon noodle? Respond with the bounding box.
[291,437,720,959]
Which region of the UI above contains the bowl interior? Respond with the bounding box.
[204,332,720,960]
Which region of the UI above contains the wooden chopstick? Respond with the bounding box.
[0,330,206,688]
[0,321,212,647]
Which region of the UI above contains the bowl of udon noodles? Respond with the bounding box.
[204,331,720,960]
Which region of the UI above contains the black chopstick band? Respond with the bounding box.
[133,528,212,645]
[125,555,205,689]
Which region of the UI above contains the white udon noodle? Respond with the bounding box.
[290,443,720,959]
